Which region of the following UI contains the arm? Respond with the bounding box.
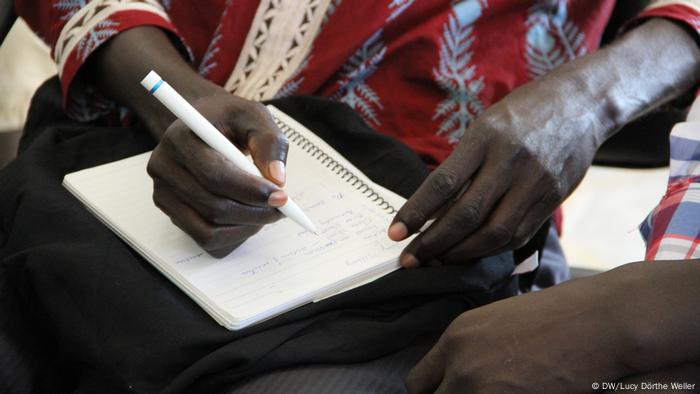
[406,260,700,393]
[16,2,287,256]
[85,26,212,138]
[87,26,289,257]
[389,18,700,266]
[14,0,178,120]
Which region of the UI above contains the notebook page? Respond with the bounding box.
[64,110,412,329]
[63,153,233,326]
[268,106,408,211]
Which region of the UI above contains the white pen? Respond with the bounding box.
[140,70,318,234]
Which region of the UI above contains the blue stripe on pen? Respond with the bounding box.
[150,79,164,94]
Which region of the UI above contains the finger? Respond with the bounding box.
[406,341,446,394]
[153,186,261,255]
[248,126,289,186]
[439,186,530,263]
[399,156,510,267]
[159,176,282,226]
[151,157,282,225]
[207,243,245,259]
[158,122,287,207]
[506,196,556,252]
[440,209,524,263]
[389,143,485,242]
[246,117,289,187]
[171,214,260,258]
[491,176,564,256]
[441,183,556,263]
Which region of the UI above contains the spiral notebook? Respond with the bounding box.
[63,106,412,330]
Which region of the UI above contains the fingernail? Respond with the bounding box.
[400,253,420,269]
[388,222,408,241]
[269,160,286,185]
[268,190,287,207]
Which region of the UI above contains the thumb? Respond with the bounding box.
[247,126,289,187]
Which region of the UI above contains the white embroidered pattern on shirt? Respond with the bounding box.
[321,0,343,26]
[198,24,222,77]
[332,30,387,126]
[433,0,487,144]
[54,0,169,76]
[276,0,342,98]
[224,0,332,101]
[274,56,311,98]
[198,0,233,77]
[76,19,120,62]
[53,0,88,21]
[387,0,415,22]
[525,0,586,79]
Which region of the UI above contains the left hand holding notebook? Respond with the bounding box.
[148,87,289,257]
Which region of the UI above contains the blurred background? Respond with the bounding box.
[0,19,671,274]
[0,20,54,168]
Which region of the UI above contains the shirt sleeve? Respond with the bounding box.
[14,0,185,122]
[633,1,700,34]
[641,99,700,260]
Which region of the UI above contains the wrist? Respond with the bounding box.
[87,26,224,138]
[528,18,700,150]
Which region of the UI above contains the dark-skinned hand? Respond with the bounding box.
[406,260,700,393]
[147,88,288,257]
[406,277,620,393]
[388,77,598,267]
[88,27,292,257]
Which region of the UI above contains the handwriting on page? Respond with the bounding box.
[174,150,405,315]
[236,208,396,278]
[187,187,399,284]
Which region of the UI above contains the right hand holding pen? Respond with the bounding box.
[147,93,289,257]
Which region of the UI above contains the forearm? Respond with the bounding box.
[600,260,700,375]
[86,26,221,138]
[501,18,700,150]
[405,258,700,392]
[531,260,700,377]
[522,260,700,380]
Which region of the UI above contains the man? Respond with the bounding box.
[7,0,700,392]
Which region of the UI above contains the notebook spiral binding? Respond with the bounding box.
[273,117,397,215]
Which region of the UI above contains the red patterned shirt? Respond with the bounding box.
[16,0,700,166]
[15,0,700,245]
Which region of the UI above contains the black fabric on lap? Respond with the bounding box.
[0,78,518,394]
